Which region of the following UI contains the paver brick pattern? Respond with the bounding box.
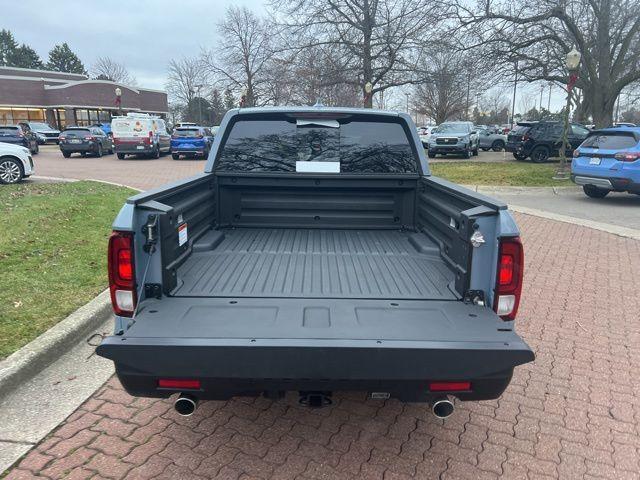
[12,151,640,479]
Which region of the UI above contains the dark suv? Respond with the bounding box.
[59,126,113,158]
[506,121,590,162]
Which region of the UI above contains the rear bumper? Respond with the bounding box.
[571,174,640,193]
[172,149,206,154]
[115,145,154,154]
[97,335,534,402]
[60,143,96,153]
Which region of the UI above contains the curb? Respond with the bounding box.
[508,204,640,241]
[0,289,112,400]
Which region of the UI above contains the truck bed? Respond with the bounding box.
[172,228,457,300]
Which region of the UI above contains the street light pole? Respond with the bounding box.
[405,92,410,115]
[554,47,581,180]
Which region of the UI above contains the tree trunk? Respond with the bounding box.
[589,86,615,128]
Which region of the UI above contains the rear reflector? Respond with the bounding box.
[158,379,201,389]
[108,231,136,317]
[493,236,524,321]
[429,381,471,392]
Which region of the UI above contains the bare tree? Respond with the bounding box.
[91,56,136,85]
[480,89,510,116]
[272,0,439,108]
[457,0,640,127]
[518,93,536,117]
[412,47,487,124]
[202,6,274,107]
[166,57,208,108]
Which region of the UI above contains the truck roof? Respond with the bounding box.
[233,106,401,117]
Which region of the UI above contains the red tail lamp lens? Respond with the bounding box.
[117,249,132,280]
[429,381,471,392]
[493,237,524,321]
[108,231,136,317]
[158,379,201,389]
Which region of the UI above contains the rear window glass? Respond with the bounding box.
[64,129,90,136]
[0,127,19,135]
[174,129,201,137]
[511,125,531,135]
[215,119,418,174]
[582,133,638,149]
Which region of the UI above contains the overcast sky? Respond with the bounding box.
[5,0,565,113]
[5,0,266,90]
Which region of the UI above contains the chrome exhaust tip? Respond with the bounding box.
[174,393,197,416]
[432,398,454,419]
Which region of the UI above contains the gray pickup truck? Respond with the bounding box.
[97,107,533,419]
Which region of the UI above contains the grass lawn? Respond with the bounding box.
[0,181,135,359]
[430,161,573,187]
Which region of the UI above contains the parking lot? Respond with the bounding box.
[31,145,206,191]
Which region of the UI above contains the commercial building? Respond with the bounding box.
[0,66,167,129]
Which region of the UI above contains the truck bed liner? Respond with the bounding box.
[173,228,457,300]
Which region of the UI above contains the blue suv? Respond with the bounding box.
[571,126,640,198]
[171,126,213,160]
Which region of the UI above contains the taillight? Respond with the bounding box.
[158,379,201,389]
[522,133,529,141]
[146,131,153,145]
[573,149,580,158]
[84,135,95,141]
[429,381,471,392]
[59,136,66,142]
[493,236,524,321]
[614,152,640,162]
[108,231,136,317]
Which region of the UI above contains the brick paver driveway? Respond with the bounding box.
[8,213,640,479]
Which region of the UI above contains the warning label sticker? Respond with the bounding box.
[178,223,188,246]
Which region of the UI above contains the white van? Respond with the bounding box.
[111,113,171,159]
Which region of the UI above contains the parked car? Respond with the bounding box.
[571,126,640,198]
[112,113,171,159]
[478,129,507,151]
[506,121,590,162]
[0,125,39,154]
[18,121,60,144]
[0,141,34,184]
[171,126,214,159]
[427,121,479,158]
[59,126,113,157]
[93,122,112,137]
[417,125,437,148]
[97,106,534,418]
[34,131,48,145]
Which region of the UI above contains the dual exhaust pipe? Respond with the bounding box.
[173,392,454,419]
[431,398,455,419]
[174,393,197,416]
